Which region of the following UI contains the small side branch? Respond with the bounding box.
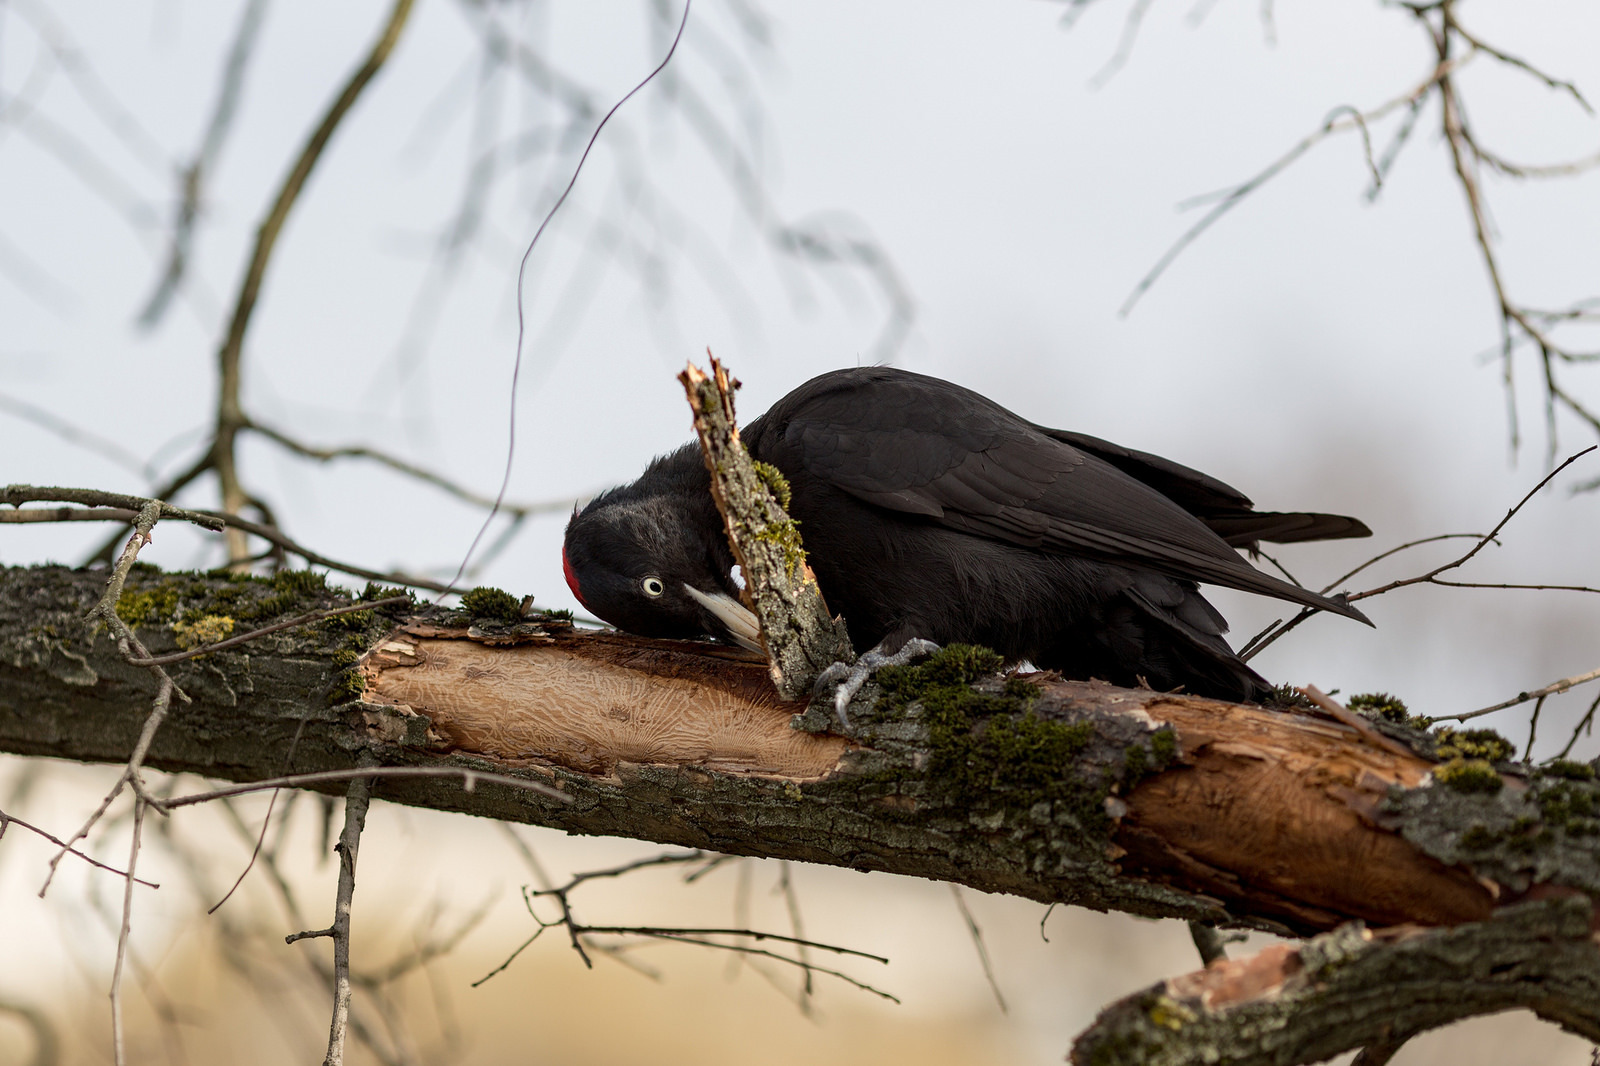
[1070,899,1600,1066]
[288,770,375,1066]
[476,849,896,1002]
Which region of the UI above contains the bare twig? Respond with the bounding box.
[950,884,1008,1013]
[1525,695,1548,762]
[8,0,171,172]
[1437,666,1600,725]
[0,808,158,887]
[42,502,186,895]
[1243,449,1595,661]
[137,0,270,328]
[245,420,586,519]
[294,769,374,1066]
[1088,0,1157,89]
[0,505,145,524]
[497,823,556,891]
[1350,447,1595,602]
[1558,691,1600,760]
[1109,0,1600,462]
[208,787,284,915]
[475,848,896,1002]
[1121,52,1461,318]
[164,765,570,808]
[777,861,814,1013]
[109,799,147,1066]
[0,392,158,481]
[212,0,417,563]
[8,488,461,593]
[2,485,225,530]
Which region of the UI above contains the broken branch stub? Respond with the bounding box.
[678,357,853,700]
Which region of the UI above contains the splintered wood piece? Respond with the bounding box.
[678,354,853,700]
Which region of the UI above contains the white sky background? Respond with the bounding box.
[3,1,1600,1062]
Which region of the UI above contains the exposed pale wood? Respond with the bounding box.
[1116,694,1495,931]
[361,626,846,779]
[5,563,1597,941]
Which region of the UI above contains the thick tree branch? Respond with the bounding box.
[6,562,1594,931]
[7,562,1600,1062]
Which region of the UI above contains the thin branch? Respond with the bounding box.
[211,0,416,562]
[1525,695,1547,762]
[41,502,186,895]
[1121,51,1461,318]
[81,449,218,566]
[1299,686,1419,761]
[1558,690,1600,759]
[307,769,374,1066]
[950,884,1008,1013]
[0,392,157,481]
[2,485,225,530]
[476,846,895,1003]
[8,0,172,173]
[777,861,814,1014]
[138,0,271,328]
[1437,666,1600,725]
[207,787,284,915]
[7,489,462,594]
[1349,447,1595,602]
[164,765,571,808]
[109,799,147,1066]
[1088,0,1157,90]
[0,808,159,887]
[244,420,586,519]
[1447,17,1592,115]
[1243,449,1595,661]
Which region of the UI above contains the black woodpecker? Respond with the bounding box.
[561,367,1372,702]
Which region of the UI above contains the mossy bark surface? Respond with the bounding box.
[3,562,1597,931]
[1072,899,1600,1066]
[11,562,1600,1064]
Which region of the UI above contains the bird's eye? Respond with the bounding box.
[641,576,665,598]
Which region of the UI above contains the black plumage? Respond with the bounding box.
[562,367,1372,702]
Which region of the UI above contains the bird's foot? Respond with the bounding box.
[812,638,941,732]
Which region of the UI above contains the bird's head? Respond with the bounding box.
[561,492,761,651]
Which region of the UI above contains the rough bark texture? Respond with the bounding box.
[678,357,853,699]
[1072,898,1600,1066]
[6,562,1600,1063]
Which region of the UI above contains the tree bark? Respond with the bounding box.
[4,562,1598,1062]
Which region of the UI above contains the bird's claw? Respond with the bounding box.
[813,638,941,731]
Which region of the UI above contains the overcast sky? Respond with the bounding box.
[4,2,1600,1061]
